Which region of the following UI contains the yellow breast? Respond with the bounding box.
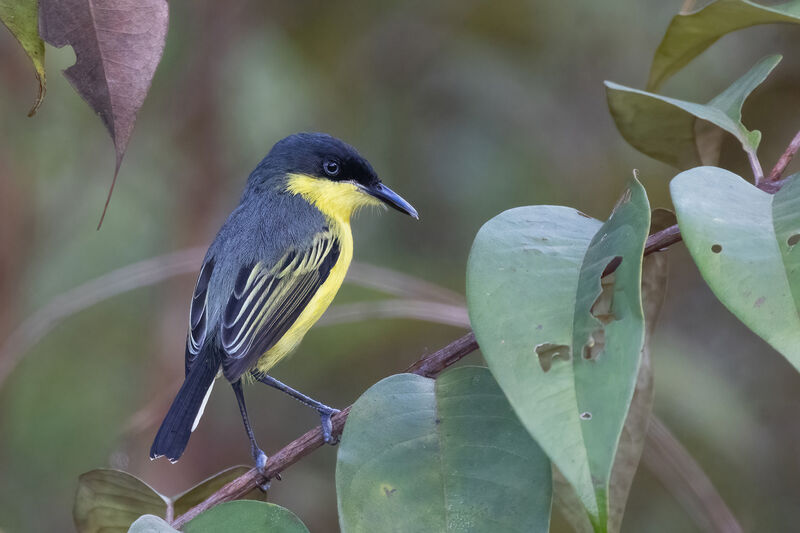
[255,174,378,373]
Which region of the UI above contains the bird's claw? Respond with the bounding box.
[319,407,340,445]
[253,448,270,492]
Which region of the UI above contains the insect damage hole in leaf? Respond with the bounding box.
[788,234,800,247]
[711,244,723,253]
[535,343,571,372]
[584,256,622,361]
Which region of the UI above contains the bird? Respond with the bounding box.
[150,132,418,477]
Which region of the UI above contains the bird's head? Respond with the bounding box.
[253,132,418,222]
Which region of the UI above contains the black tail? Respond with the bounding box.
[150,354,219,462]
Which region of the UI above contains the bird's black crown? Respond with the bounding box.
[251,132,379,188]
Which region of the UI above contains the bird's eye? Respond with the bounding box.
[323,160,340,177]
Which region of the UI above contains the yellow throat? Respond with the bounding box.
[254,174,382,373]
[284,173,384,223]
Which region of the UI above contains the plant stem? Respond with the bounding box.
[748,151,765,186]
[767,129,800,182]
[644,224,683,256]
[170,332,478,528]
[604,130,799,278]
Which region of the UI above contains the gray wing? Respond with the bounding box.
[219,229,341,381]
[185,255,216,375]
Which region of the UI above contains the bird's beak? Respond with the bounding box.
[361,182,419,219]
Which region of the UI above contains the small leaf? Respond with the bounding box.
[0,0,45,115]
[74,469,168,533]
[128,515,179,533]
[671,167,800,371]
[606,55,780,170]
[466,179,651,530]
[173,466,264,517]
[648,0,800,91]
[39,0,169,227]
[336,367,552,533]
[183,501,309,533]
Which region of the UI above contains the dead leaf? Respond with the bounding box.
[39,0,169,227]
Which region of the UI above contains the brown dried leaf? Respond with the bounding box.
[39,0,169,227]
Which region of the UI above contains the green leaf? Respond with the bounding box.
[606,55,780,170]
[336,367,552,533]
[128,515,179,533]
[671,167,800,371]
[183,501,309,533]
[466,179,651,531]
[648,0,800,91]
[0,0,46,115]
[173,466,264,517]
[552,210,669,533]
[74,469,168,533]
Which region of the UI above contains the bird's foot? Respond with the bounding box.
[252,448,271,492]
[318,406,341,445]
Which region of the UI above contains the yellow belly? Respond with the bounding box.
[255,218,353,373]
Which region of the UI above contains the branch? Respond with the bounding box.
[767,129,800,182]
[604,129,800,278]
[603,224,683,276]
[170,330,739,532]
[170,332,479,529]
[644,224,682,255]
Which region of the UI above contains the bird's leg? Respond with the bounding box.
[253,373,340,444]
[231,380,271,491]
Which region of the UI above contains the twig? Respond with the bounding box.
[169,330,738,533]
[643,417,743,533]
[748,151,765,186]
[603,131,799,278]
[644,224,682,255]
[170,332,479,528]
[603,224,683,277]
[767,129,800,182]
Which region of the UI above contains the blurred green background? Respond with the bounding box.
[1,1,800,531]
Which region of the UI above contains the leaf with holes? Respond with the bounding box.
[74,469,168,533]
[39,0,169,226]
[648,0,800,91]
[553,215,669,533]
[336,367,552,533]
[671,167,800,371]
[607,55,780,171]
[0,0,45,115]
[466,179,650,531]
[183,501,309,533]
